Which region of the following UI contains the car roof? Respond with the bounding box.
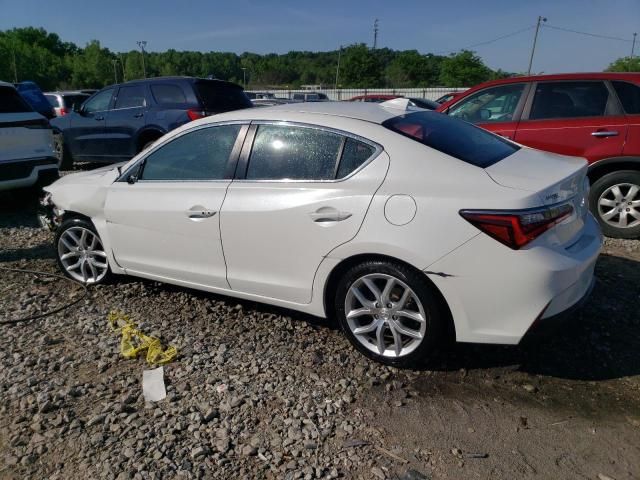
[204,101,411,125]
[463,72,640,89]
[0,81,16,89]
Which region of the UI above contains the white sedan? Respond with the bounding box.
[41,100,602,366]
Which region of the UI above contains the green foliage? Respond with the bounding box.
[606,56,640,72]
[0,27,518,90]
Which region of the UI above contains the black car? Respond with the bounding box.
[52,76,252,169]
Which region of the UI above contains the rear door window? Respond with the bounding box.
[612,81,640,114]
[529,81,609,120]
[383,111,519,168]
[151,84,187,104]
[0,86,32,113]
[193,81,252,113]
[115,86,146,109]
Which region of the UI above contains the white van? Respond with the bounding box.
[0,81,58,191]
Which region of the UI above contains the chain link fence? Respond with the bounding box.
[246,87,468,101]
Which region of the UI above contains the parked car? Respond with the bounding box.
[349,95,439,110]
[51,76,252,169]
[291,92,330,102]
[252,98,296,107]
[45,91,91,117]
[15,81,55,119]
[245,92,276,100]
[438,73,640,239]
[434,91,464,104]
[41,101,601,366]
[0,81,58,191]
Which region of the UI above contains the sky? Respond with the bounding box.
[0,0,638,73]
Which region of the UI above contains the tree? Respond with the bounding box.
[341,44,383,88]
[439,50,492,87]
[606,56,640,72]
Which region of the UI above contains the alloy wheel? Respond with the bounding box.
[597,183,640,229]
[344,273,427,358]
[57,226,108,284]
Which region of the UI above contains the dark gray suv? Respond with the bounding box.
[52,76,252,169]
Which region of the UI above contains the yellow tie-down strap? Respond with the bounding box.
[108,311,177,366]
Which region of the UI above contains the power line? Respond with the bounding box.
[435,25,535,55]
[543,24,633,43]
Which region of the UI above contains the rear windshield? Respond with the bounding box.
[0,86,33,113]
[193,81,252,112]
[382,111,519,168]
[63,94,90,108]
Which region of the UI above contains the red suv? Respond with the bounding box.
[438,73,640,239]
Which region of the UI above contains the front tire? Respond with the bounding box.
[55,218,111,284]
[590,170,640,239]
[334,260,445,367]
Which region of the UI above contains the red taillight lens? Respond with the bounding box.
[59,107,68,116]
[187,109,207,121]
[460,204,574,249]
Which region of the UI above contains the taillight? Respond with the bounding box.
[187,109,207,121]
[460,203,574,249]
[59,107,68,116]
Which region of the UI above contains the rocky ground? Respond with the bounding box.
[0,187,639,480]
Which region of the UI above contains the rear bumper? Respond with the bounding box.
[425,213,603,345]
[0,157,59,191]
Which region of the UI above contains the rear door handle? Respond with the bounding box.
[133,112,144,118]
[309,207,352,223]
[591,130,618,137]
[94,116,104,121]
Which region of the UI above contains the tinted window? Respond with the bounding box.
[0,86,32,113]
[45,94,61,108]
[62,94,89,109]
[337,138,375,178]
[151,84,187,104]
[115,86,146,109]
[530,81,609,120]
[612,81,640,114]
[193,81,252,112]
[383,111,519,168]
[449,84,525,123]
[141,125,240,181]
[247,125,342,180]
[84,89,114,113]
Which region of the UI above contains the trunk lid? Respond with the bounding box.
[485,147,590,246]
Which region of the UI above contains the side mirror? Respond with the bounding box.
[479,108,491,121]
[126,174,138,184]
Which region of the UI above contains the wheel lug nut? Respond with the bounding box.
[387,303,392,308]
[626,208,630,212]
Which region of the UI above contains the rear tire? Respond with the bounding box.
[54,134,74,170]
[589,170,640,239]
[334,260,445,367]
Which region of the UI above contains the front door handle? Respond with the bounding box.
[133,112,144,118]
[186,207,217,219]
[94,116,104,121]
[591,130,618,137]
[309,207,352,223]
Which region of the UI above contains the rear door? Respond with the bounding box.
[447,83,529,140]
[104,84,149,160]
[220,122,388,304]
[514,80,627,161]
[67,88,114,161]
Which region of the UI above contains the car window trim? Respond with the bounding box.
[116,121,249,183]
[447,82,530,124]
[233,120,383,183]
[520,79,618,122]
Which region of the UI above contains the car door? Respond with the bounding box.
[514,80,627,160]
[104,84,149,161]
[447,83,529,140]
[220,122,388,304]
[67,88,114,161]
[104,123,247,288]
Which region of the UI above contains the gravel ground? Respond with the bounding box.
[1,188,639,480]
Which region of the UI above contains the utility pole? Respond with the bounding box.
[241,67,247,88]
[373,19,379,49]
[112,59,118,84]
[11,46,18,83]
[334,45,342,91]
[527,16,547,75]
[137,40,147,78]
[119,54,127,82]
[632,32,637,58]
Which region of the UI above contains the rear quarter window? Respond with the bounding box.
[383,111,519,168]
[193,81,252,113]
[151,84,187,105]
[612,81,640,114]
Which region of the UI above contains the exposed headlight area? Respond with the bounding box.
[38,192,64,230]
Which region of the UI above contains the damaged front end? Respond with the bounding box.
[38,192,65,231]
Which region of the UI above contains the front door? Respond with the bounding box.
[447,82,528,140]
[514,80,627,161]
[104,123,245,288]
[68,88,114,161]
[221,123,389,304]
[104,84,149,161]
